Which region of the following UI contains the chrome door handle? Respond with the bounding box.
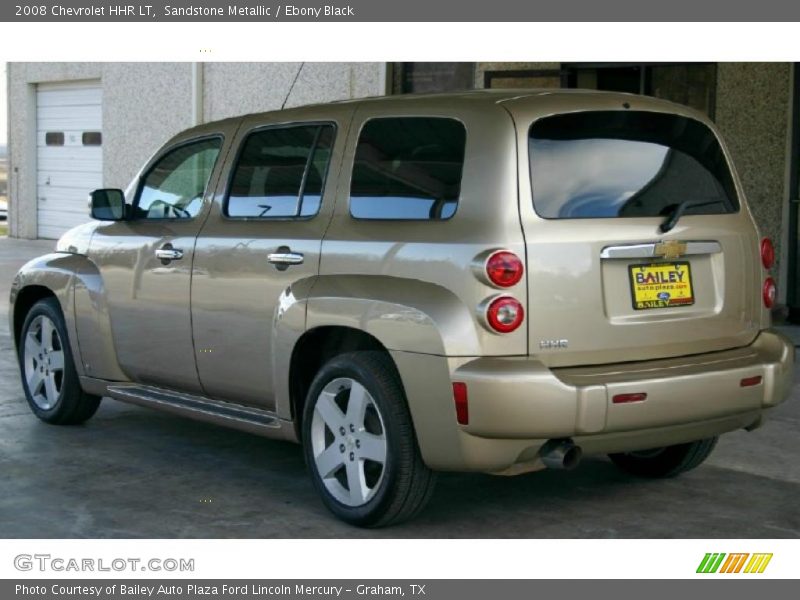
[268,252,304,266]
[155,247,184,262]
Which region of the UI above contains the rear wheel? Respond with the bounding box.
[302,351,435,527]
[18,298,101,425]
[609,437,718,478]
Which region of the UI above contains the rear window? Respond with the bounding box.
[349,117,466,220]
[529,111,739,219]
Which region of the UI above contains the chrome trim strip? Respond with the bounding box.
[600,241,722,259]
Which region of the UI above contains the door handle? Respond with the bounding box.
[155,245,184,263]
[267,249,304,270]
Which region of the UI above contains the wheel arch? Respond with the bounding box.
[288,326,399,438]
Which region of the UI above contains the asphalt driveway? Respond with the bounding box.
[1,236,799,538]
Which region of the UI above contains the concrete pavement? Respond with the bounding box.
[1,236,798,538]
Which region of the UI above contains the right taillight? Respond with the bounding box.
[763,277,776,309]
[485,251,524,288]
[485,295,525,333]
[761,238,775,270]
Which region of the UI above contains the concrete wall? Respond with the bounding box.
[7,62,386,238]
[714,63,793,292]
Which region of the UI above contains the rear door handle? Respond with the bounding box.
[268,249,304,270]
[155,244,184,263]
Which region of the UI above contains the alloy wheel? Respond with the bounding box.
[23,315,65,410]
[310,377,388,507]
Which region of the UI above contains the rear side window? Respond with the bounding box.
[226,124,334,219]
[350,117,466,220]
[529,111,739,219]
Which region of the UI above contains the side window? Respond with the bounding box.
[349,117,466,220]
[135,138,222,220]
[225,124,335,219]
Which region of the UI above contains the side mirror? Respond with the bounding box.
[89,189,126,221]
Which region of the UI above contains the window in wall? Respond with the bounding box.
[349,117,466,220]
[135,137,222,220]
[82,132,102,146]
[45,132,64,146]
[564,63,717,118]
[225,124,335,219]
[393,63,476,94]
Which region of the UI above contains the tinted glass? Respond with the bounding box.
[226,124,334,219]
[529,111,738,219]
[350,117,466,220]
[45,132,64,146]
[136,138,222,220]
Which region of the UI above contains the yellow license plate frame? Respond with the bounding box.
[628,262,695,310]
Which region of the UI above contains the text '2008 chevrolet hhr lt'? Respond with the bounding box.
[11,90,794,526]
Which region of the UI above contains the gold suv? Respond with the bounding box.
[10,90,794,526]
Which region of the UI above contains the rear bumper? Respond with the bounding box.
[394,329,794,473]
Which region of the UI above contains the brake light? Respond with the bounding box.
[763,277,776,309]
[485,296,524,333]
[452,382,468,425]
[761,238,775,270]
[485,251,524,288]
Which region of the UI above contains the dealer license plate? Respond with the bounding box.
[629,262,694,310]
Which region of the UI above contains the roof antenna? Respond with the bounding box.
[281,62,305,110]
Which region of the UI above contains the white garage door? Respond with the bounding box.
[36,81,103,239]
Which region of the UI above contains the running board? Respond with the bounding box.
[105,384,289,439]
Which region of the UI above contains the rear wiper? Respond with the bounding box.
[659,199,722,234]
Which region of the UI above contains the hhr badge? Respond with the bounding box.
[540,339,569,349]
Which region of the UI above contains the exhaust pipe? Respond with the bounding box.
[539,439,582,470]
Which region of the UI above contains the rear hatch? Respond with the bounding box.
[505,97,762,367]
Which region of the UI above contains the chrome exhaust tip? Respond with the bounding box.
[539,439,582,470]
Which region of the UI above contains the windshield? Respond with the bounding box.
[529,111,739,219]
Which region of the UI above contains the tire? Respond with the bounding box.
[609,437,719,478]
[18,297,101,425]
[302,351,435,527]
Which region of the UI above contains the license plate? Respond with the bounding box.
[628,262,694,310]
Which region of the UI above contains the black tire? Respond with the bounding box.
[302,351,435,527]
[18,297,101,425]
[609,437,719,478]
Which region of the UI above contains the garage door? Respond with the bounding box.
[36,81,102,239]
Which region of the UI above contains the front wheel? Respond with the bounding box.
[609,437,719,478]
[302,351,435,527]
[18,298,101,425]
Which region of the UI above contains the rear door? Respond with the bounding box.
[506,97,762,367]
[191,112,348,409]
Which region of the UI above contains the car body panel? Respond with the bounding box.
[85,119,240,393]
[191,104,354,409]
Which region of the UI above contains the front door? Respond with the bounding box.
[191,115,346,409]
[89,134,228,392]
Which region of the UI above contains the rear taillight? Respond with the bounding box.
[763,277,776,309]
[485,296,524,333]
[485,251,524,288]
[761,238,775,270]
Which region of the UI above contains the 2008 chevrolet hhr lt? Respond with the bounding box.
[11,90,794,526]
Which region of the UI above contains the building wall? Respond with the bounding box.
[714,63,792,291]
[7,62,386,238]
